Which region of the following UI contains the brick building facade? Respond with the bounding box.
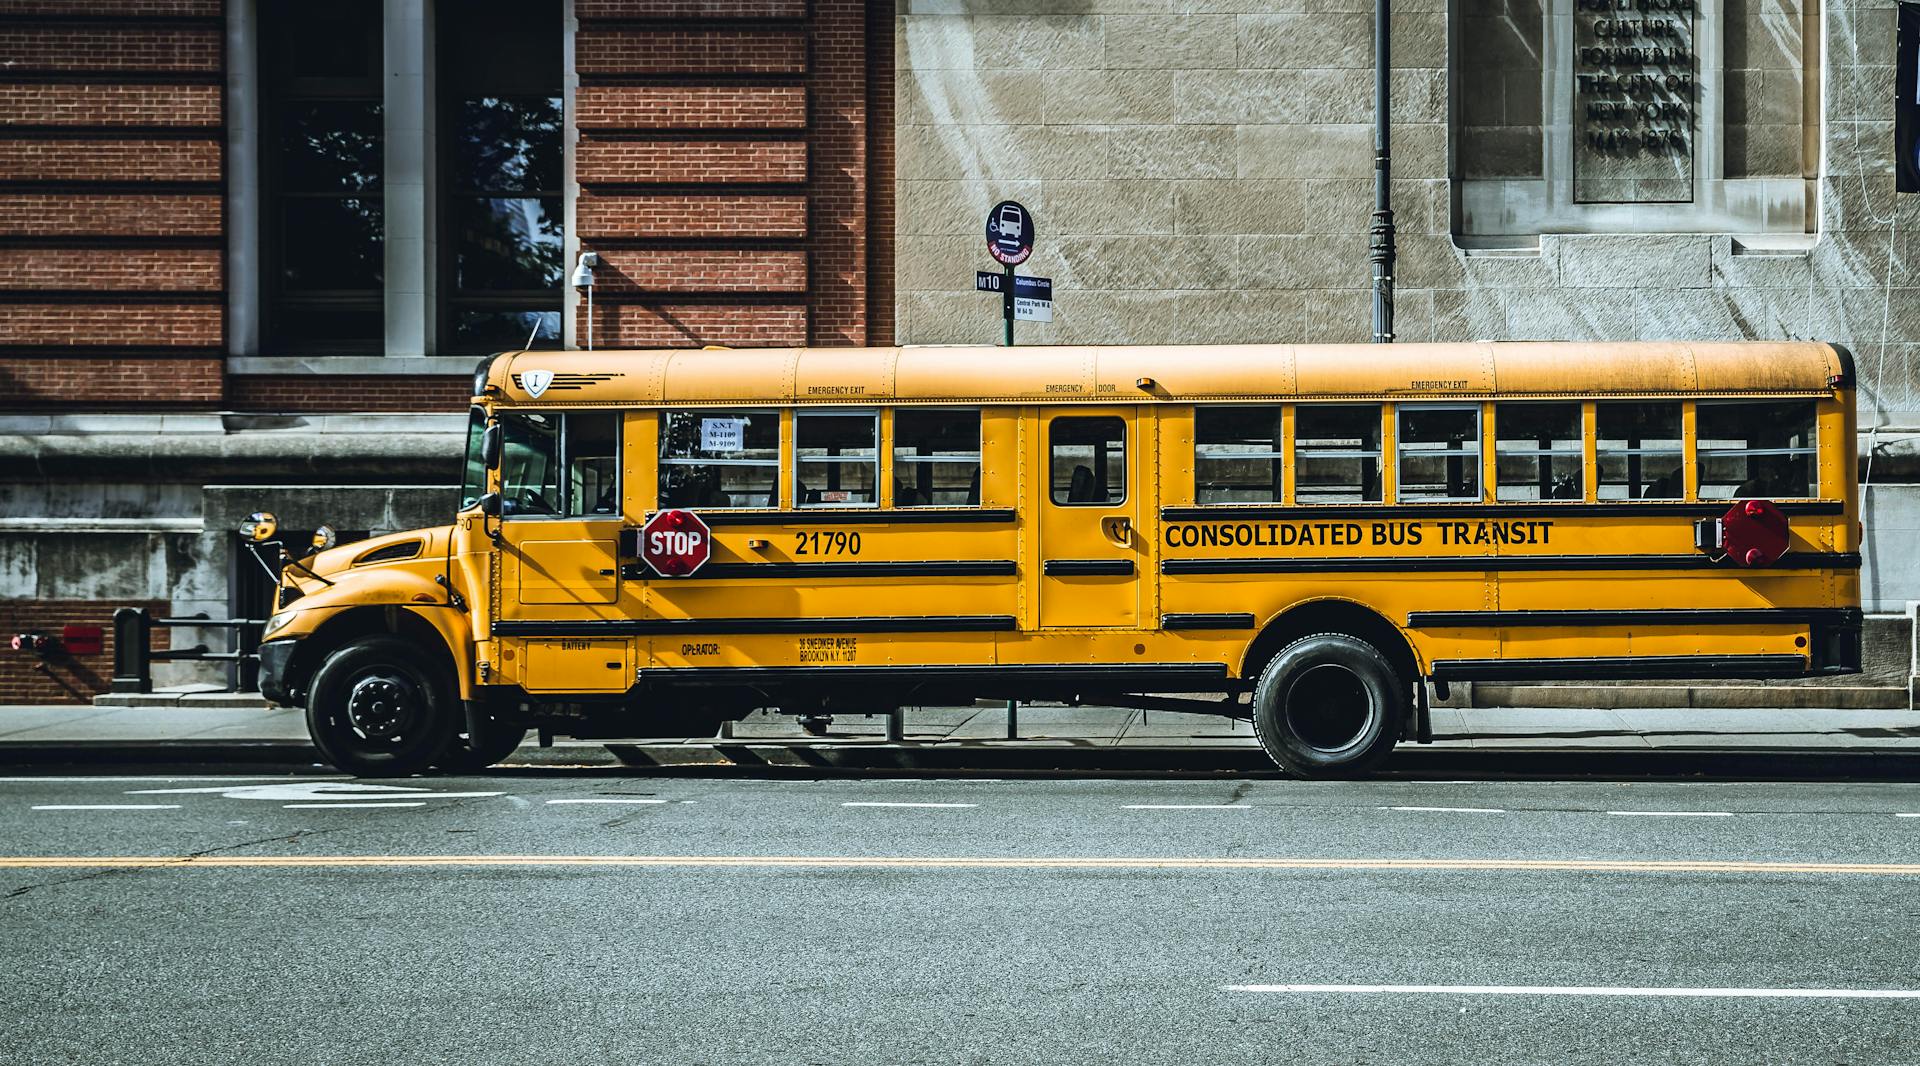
[0,0,1915,701]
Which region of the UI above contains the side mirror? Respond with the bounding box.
[478,492,503,517]
[480,423,503,469]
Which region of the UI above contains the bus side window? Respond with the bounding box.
[1596,402,1682,500]
[1397,405,1482,502]
[564,412,620,517]
[1696,400,1817,499]
[1295,405,1381,504]
[659,410,780,509]
[1495,402,1583,502]
[1050,417,1125,506]
[1195,406,1283,504]
[796,411,879,507]
[893,409,980,507]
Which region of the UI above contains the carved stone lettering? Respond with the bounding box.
[1572,0,1696,203]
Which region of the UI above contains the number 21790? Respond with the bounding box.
[794,531,861,556]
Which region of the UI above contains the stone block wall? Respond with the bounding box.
[896,0,1452,347]
[895,0,1920,431]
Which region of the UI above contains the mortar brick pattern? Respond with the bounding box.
[0,25,222,73]
[0,357,220,405]
[573,2,890,348]
[0,599,163,705]
[576,140,808,184]
[0,194,221,237]
[227,376,473,413]
[0,304,221,346]
[0,84,221,127]
[592,250,808,294]
[575,29,807,76]
[576,86,807,130]
[575,193,809,240]
[573,0,804,17]
[0,1,219,15]
[580,302,809,348]
[0,248,221,291]
[0,138,221,182]
[0,7,224,406]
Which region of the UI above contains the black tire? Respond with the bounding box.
[436,720,528,772]
[306,635,457,776]
[1250,632,1403,778]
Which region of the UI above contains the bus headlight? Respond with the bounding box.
[265,610,298,635]
[240,512,278,542]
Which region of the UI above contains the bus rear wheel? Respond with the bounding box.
[306,636,456,776]
[1251,633,1401,778]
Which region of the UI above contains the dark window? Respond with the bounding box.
[892,410,981,507]
[1397,405,1481,502]
[500,411,561,516]
[565,413,620,517]
[1495,402,1583,501]
[1294,405,1381,504]
[1696,401,1817,499]
[497,410,620,517]
[659,411,779,510]
[1195,406,1283,504]
[796,411,879,507]
[1596,402,1683,500]
[1050,417,1126,506]
[261,1,384,353]
[440,1,563,355]
[460,404,488,511]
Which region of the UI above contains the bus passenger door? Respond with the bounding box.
[495,410,623,611]
[1037,408,1141,629]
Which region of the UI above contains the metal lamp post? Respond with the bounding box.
[1369,0,1396,343]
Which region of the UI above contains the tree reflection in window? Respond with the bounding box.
[441,2,562,355]
[262,1,384,353]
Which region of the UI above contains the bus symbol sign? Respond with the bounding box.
[985,200,1034,265]
[641,508,712,577]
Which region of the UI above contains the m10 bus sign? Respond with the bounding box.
[640,508,712,577]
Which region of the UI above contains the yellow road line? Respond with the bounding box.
[2,855,1919,875]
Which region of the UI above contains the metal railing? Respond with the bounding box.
[111,607,265,694]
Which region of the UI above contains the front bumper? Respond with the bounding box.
[258,638,301,706]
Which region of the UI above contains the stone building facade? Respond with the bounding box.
[0,0,1913,700]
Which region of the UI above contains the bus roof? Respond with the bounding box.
[484,341,1850,407]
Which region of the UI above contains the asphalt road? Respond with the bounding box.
[5,772,1920,1065]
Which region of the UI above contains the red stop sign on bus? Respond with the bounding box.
[640,509,712,577]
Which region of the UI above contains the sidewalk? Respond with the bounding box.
[3,701,1918,770]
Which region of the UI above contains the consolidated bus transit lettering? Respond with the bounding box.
[1164,520,1555,549]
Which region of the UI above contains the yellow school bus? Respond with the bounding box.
[252,340,1861,776]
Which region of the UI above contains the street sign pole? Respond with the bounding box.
[1003,263,1015,346]
[984,200,1035,346]
[1369,0,1396,343]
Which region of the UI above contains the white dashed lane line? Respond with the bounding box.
[1123,804,1251,810]
[1225,983,1920,1000]
[1382,806,1506,814]
[31,804,181,811]
[841,802,978,809]
[1607,811,1734,817]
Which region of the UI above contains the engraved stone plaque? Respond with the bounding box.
[1572,0,1696,203]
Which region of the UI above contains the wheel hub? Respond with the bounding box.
[345,673,420,741]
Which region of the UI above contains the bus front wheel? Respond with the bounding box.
[306,636,456,776]
[1251,633,1401,778]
